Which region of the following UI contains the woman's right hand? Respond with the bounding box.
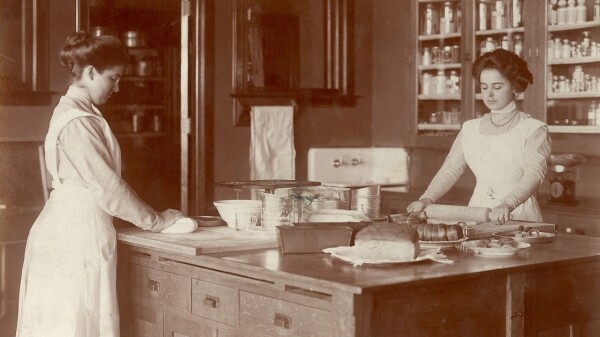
[406,198,433,213]
[154,209,185,232]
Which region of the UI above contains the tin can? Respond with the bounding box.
[152,115,162,132]
[452,45,461,63]
[132,113,142,133]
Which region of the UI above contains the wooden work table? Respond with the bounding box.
[117,227,600,337]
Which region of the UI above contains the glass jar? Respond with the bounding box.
[432,46,441,64]
[554,38,563,58]
[434,70,447,95]
[422,47,432,65]
[479,2,490,30]
[440,2,456,34]
[561,39,571,58]
[576,0,587,23]
[442,46,453,63]
[492,0,505,30]
[422,4,439,35]
[421,72,433,95]
[513,34,523,57]
[449,70,460,94]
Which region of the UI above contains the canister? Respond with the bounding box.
[121,31,147,48]
[440,2,456,34]
[422,4,439,35]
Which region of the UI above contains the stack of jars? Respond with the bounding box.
[548,0,599,25]
[548,32,600,59]
[479,34,523,57]
[421,70,460,96]
[421,2,461,35]
[548,68,600,93]
[421,45,460,65]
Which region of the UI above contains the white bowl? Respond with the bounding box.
[213,200,262,230]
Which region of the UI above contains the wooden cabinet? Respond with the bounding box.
[541,209,600,236]
[0,0,51,105]
[119,236,600,337]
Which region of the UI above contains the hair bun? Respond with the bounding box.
[65,31,91,47]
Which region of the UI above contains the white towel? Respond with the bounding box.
[250,106,296,180]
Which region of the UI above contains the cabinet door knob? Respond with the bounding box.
[274,313,291,329]
[203,295,219,308]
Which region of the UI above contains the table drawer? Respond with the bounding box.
[131,264,191,311]
[191,278,237,326]
[239,291,334,337]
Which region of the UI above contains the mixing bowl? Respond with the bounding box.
[213,200,262,230]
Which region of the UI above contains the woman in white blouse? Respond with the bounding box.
[407,49,551,224]
[17,31,184,337]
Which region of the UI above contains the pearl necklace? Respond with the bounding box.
[490,108,519,127]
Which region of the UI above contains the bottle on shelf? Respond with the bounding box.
[492,0,505,30]
[422,4,438,35]
[557,0,568,25]
[422,47,432,66]
[513,34,523,57]
[595,0,600,22]
[581,31,591,57]
[513,0,523,28]
[589,101,597,125]
[440,2,456,34]
[549,0,559,25]
[576,0,586,23]
[566,0,577,25]
[479,2,489,31]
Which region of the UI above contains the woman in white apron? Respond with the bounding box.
[16,32,184,337]
[407,49,551,224]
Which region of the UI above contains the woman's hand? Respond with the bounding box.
[154,209,185,232]
[489,203,513,224]
[406,198,433,213]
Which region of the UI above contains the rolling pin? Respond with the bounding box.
[424,204,491,223]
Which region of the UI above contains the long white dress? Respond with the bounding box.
[17,86,166,337]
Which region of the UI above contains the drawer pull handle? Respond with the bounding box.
[203,296,219,308]
[147,279,160,292]
[274,313,291,329]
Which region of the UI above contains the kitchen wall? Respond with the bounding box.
[212,0,374,201]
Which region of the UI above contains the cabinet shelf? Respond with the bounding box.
[547,92,600,99]
[121,76,166,82]
[548,56,600,65]
[548,125,600,134]
[103,104,166,110]
[475,27,525,36]
[417,123,461,131]
[548,21,600,32]
[115,132,166,138]
[418,94,461,100]
[419,63,461,71]
[418,32,461,41]
[475,93,524,100]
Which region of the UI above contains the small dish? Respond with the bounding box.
[493,230,555,244]
[461,239,531,257]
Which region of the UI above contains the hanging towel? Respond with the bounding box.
[250,106,296,180]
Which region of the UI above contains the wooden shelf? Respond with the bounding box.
[115,132,166,138]
[475,27,525,36]
[548,21,600,32]
[121,76,166,82]
[548,125,600,134]
[547,92,600,99]
[548,56,600,65]
[418,32,461,41]
[417,123,461,131]
[418,94,461,100]
[419,63,461,71]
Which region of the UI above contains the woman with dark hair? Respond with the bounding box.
[16,31,184,337]
[407,48,551,224]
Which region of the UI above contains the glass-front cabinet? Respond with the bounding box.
[417,1,463,136]
[546,0,600,133]
[409,0,600,148]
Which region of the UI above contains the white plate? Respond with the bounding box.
[461,240,531,257]
[419,238,467,248]
[323,246,454,266]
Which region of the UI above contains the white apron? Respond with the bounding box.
[17,108,121,337]
[461,117,545,222]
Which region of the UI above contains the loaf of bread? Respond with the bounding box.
[354,223,420,261]
[408,222,465,242]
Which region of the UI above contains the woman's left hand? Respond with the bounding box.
[489,203,513,224]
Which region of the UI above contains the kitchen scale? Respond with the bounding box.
[547,154,585,206]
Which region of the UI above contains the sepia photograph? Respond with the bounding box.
[1,0,600,336]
